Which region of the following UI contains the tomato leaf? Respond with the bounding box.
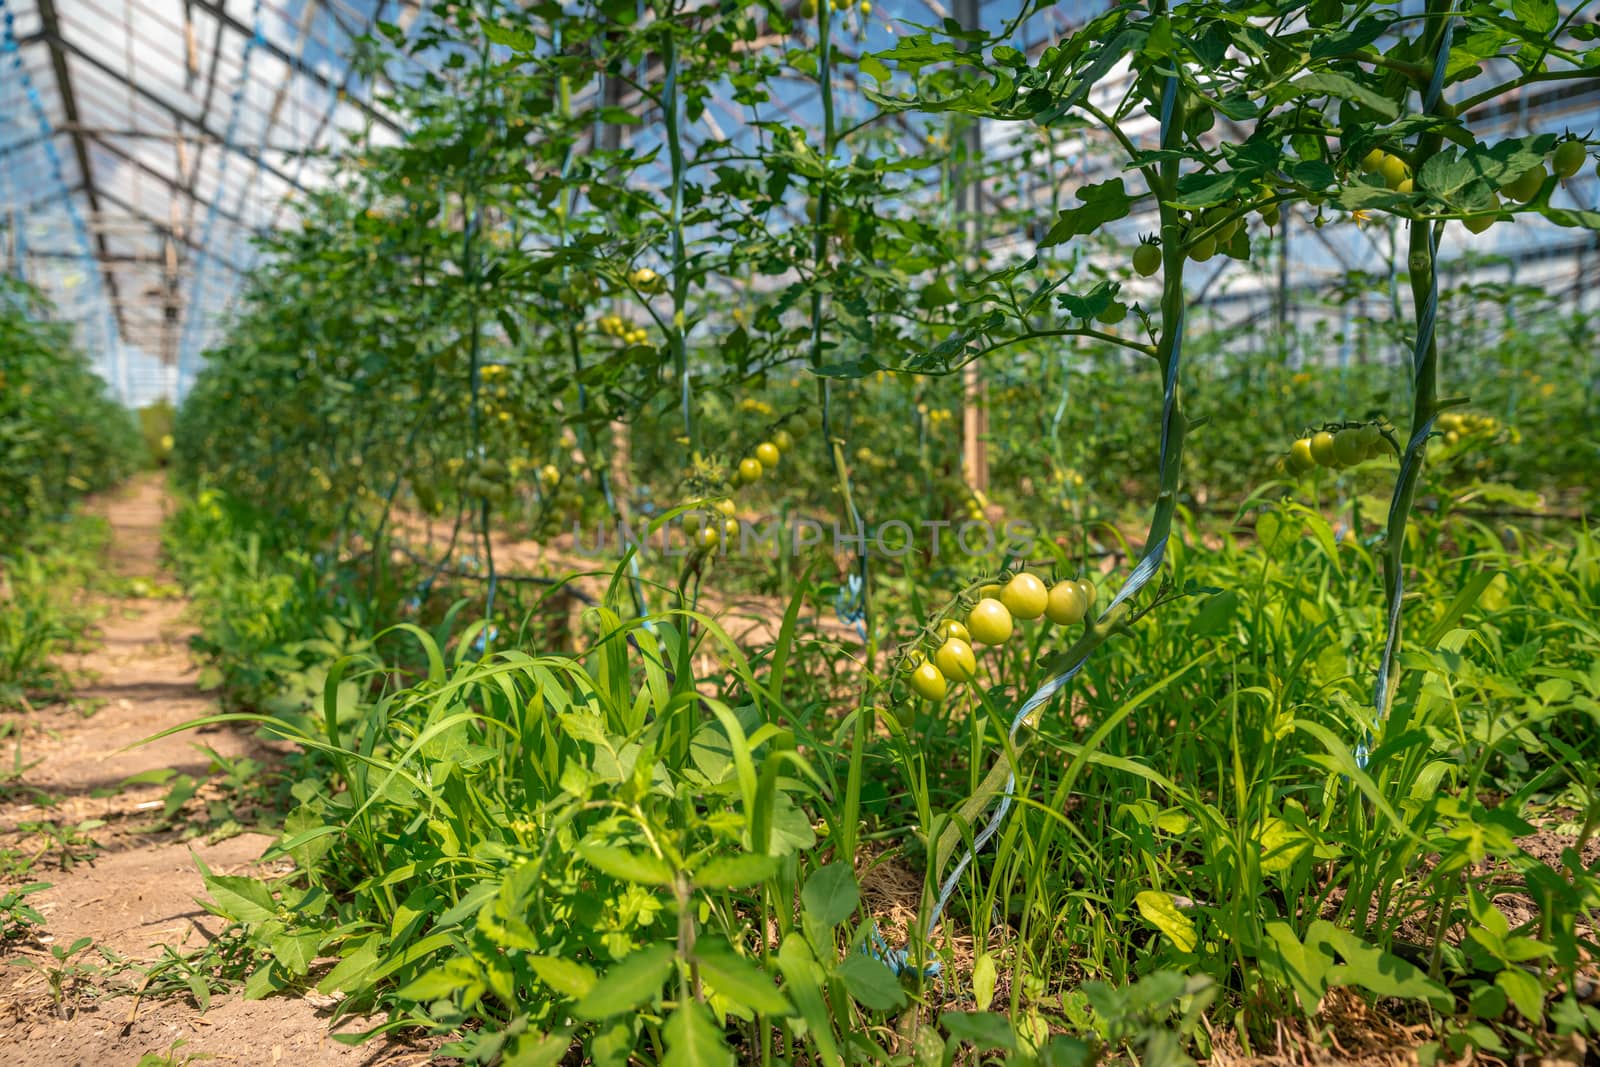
[1039,179,1130,248]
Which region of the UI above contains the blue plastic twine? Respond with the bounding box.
[876,75,1189,980]
[1357,17,1454,771]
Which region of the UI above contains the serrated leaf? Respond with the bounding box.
[480,20,541,51]
[1039,179,1130,248]
[1275,73,1399,121]
[1513,0,1557,33]
[1135,890,1197,953]
[572,943,675,1020]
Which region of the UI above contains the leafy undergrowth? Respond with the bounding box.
[156,486,1600,1065]
[0,512,119,710]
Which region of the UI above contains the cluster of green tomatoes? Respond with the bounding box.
[597,313,650,347]
[1435,409,1499,446]
[901,571,1100,703]
[680,409,824,550]
[1285,422,1390,476]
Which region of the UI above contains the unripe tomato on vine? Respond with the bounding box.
[1000,573,1048,621]
[1133,241,1161,277]
[909,660,947,702]
[1553,139,1587,179]
[933,638,977,682]
[967,598,1014,645]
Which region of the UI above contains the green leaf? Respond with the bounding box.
[971,952,997,1012]
[939,1011,1016,1051]
[1272,73,1398,121]
[1495,967,1544,1021]
[527,955,597,999]
[203,875,278,925]
[692,853,779,890]
[836,954,906,1011]
[1262,921,1333,1014]
[316,938,379,995]
[800,863,859,928]
[578,841,674,886]
[480,20,541,51]
[572,943,675,1020]
[1258,816,1312,875]
[775,934,841,1066]
[693,941,790,1016]
[1512,0,1557,33]
[1188,590,1238,637]
[1039,180,1130,248]
[662,1001,734,1067]
[269,930,321,976]
[1135,890,1197,953]
[1308,921,1451,1010]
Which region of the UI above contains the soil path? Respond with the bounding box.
[0,475,432,1065]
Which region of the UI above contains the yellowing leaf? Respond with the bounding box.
[1135,890,1197,953]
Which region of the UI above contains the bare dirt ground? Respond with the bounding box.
[0,475,434,1065]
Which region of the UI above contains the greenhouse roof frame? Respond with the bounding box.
[1,0,411,402]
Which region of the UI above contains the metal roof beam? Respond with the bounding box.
[32,0,127,339]
[93,184,247,276]
[84,129,260,234]
[18,26,306,193]
[182,0,402,135]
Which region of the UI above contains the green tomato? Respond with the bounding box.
[1096,302,1127,325]
[1133,243,1161,277]
[1360,148,1386,174]
[1189,236,1217,262]
[1553,139,1586,179]
[1333,429,1367,466]
[1379,154,1409,190]
[755,442,781,468]
[1000,573,1048,621]
[772,429,795,452]
[1503,164,1545,202]
[1260,202,1281,227]
[966,597,1015,645]
[1309,431,1338,467]
[1044,581,1086,626]
[738,457,763,484]
[938,618,971,643]
[1287,437,1316,474]
[933,638,977,683]
[909,661,948,702]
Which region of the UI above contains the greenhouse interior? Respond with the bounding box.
[2,0,1599,1062]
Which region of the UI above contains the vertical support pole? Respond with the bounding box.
[599,61,631,502]
[954,0,987,495]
